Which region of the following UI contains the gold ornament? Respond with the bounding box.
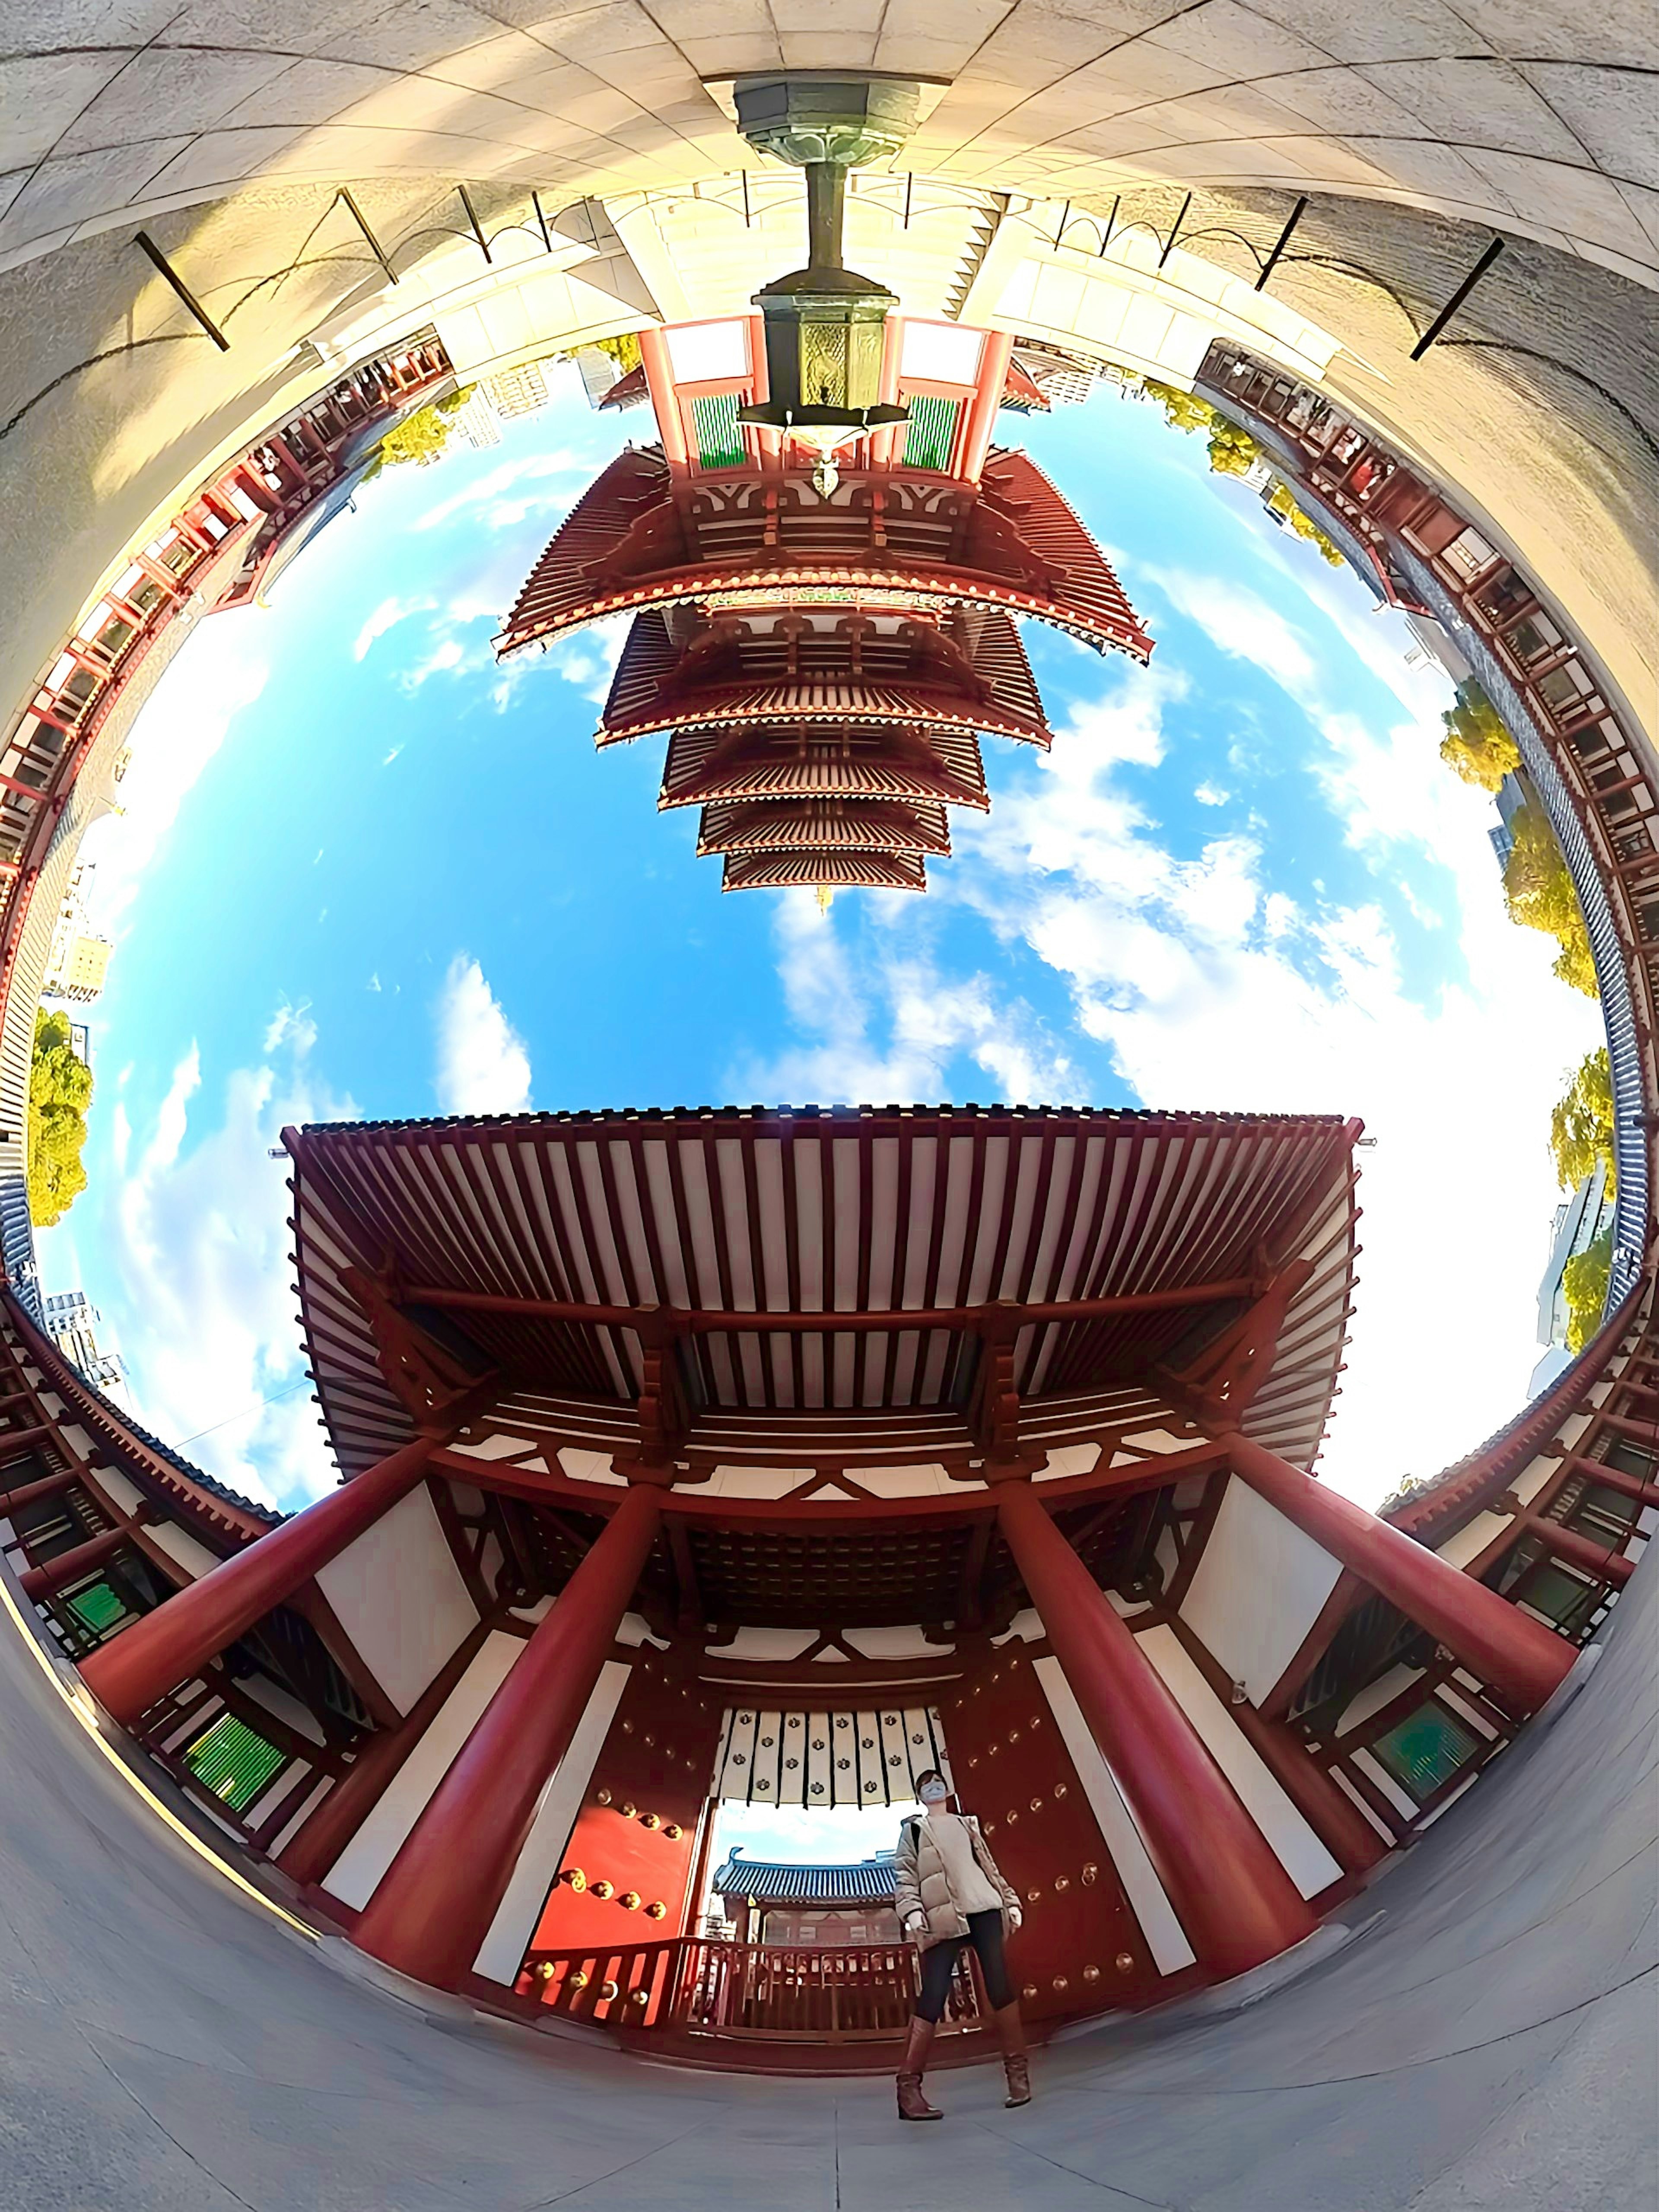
[534,1960,556,1983]
[567,1970,589,1992]
[1051,1976,1069,1993]
[645,1901,667,1920]
[598,1980,619,2002]
[563,1867,588,1892]
[1083,1964,1101,1982]
[629,1987,649,2006]
[591,1879,615,1900]
[596,1787,612,1806]
[620,1891,641,1910]
[1025,1887,1042,1902]
[640,1812,661,1830]
[1022,1983,1039,2000]
[1080,1863,1097,1887]
[1029,1796,1043,1812]
[620,1802,638,1820]
[1054,1875,1070,1892]
[1115,1952,1135,1973]
[664,1824,683,1841]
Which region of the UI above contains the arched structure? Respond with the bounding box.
[0,17,1655,2206]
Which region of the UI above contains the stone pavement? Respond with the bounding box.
[0,1546,1652,2212]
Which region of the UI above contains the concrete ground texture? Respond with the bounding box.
[0,1542,1652,2212]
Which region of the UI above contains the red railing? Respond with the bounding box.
[518,1937,984,2041]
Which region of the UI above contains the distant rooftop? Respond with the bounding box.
[713,1848,898,1905]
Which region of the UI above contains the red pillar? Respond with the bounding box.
[995,1478,1318,1979]
[1528,1514,1634,1589]
[1226,1434,1575,1714]
[278,1621,490,1887]
[0,1424,54,1464]
[955,328,1016,485]
[80,1436,438,1727]
[19,1522,131,1601]
[1561,1456,1659,1509]
[0,1463,83,1514]
[1166,1617,1386,1875]
[353,1482,661,1989]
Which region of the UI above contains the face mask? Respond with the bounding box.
[918,1780,949,1805]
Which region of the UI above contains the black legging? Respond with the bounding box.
[914,1908,1014,2022]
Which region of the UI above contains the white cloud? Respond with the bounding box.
[48,1012,352,1509]
[410,448,596,536]
[953,659,1601,1507]
[76,615,269,933]
[731,894,1077,1109]
[1195,780,1229,806]
[434,954,533,1115]
[352,594,433,661]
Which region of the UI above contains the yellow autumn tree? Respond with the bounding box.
[1439,680,1522,794]
[1563,1228,1613,1353]
[1551,1046,1615,1195]
[1502,804,1598,997]
[28,1008,92,1227]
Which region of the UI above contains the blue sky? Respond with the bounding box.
[44,362,1601,1516]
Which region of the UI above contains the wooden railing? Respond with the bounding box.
[518,1937,984,2041]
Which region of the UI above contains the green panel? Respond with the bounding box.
[1524,1563,1600,1633]
[66,1579,127,1634]
[184,1713,285,1813]
[1371,1699,1480,1803]
[902,393,959,472]
[691,391,746,470]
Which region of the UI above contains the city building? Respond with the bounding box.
[1490,770,1528,871]
[40,1287,124,1395]
[450,386,502,451]
[1537,1161,1616,1351]
[483,362,550,420]
[41,864,113,1005]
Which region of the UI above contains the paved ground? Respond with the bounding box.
[1,1548,1652,2212]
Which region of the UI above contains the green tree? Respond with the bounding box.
[1563,1225,1613,1353]
[1551,1046,1615,1195]
[1502,803,1599,997]
[28,1008,92,1227]
[1206,417,1263,477]
[1266,484,1345,566]
[365,385,474,474]
[1439,680,1521,794]
[1142,378,1216,436]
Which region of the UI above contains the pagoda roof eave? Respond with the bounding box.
[597,680,1049,750]
[499,562,1154,664]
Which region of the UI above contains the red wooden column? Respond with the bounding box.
[1225,1434,1576,1714]
[1522,1512,1635,1589]
[995,1477,1319,1979]
[1560,1457,1659,1509]
[0,1463,84,1515]
[955,328,1016,485]
[353,1481,662,1989]
[80,1435,439,1727]
[278,1621,491,1887]
[19,1522,132,1601]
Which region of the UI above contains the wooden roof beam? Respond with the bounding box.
[394,1276,1262,1338]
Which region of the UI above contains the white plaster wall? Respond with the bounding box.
[313,1484,477,1717]
[1437,1511,1512,1570]
[1138,1624,1341,1901]
[473,1659,631,1985]
[324,1630,524,1911]
[1179,1478,1343,1707]
[145,1520,225,1584]
[1032,1653,1196,1976]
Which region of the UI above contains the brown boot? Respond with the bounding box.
[992,2000,1030,2107]
[896,2016,942,2120]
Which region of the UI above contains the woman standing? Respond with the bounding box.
[891,1767,1030,2120]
